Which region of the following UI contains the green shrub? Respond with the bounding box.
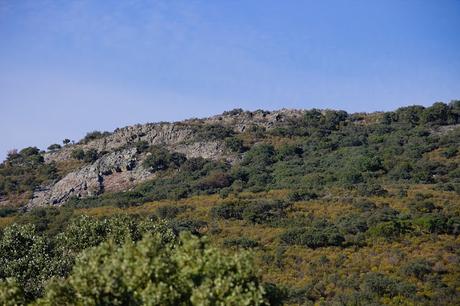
[225,137,246,153]
[0,224,51,299]
[224,237,259,249]
[0,207,17,218]
[367,220,412,240]
[194,124,235,141]
[156,205,186,219]
[402,259,433,281]
[47,144,61,151]
[242,200,290,224]
[81,131,110,144]
[70,148,85,160]
[442,146,458,158]
[38,233,268,305]
[135,140,150,153]
[143,147,186,172]
[362,272,416,298]
[0,278,26,306]
[281,221,345,248]
[211,202,244,220]
[287,189,318,202]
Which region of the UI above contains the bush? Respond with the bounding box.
[0,278,26,306]
[194,124,235,141]
[356,183,388,197]
[403,259,433,281]
[367,220,412,240]
[135,140,150,153]
[197,171,232,190]
[211,202,244,220]
[143,147,186,172]
[156,205,186,219]
[81,131,110,144]
[82,148,99,163]
[287,189,318,202]
[362,272,416,298]
[281,221,345,248]
[0,207,16,218]
[38,233,268,305]
[0,224,50,299]
[412,214,448,234]
[70,148,85,160]
[442,146,458,158]
[225,137,246,153]
[0,147,58,197]
[242,200,290,224]
[224,237,259,249]
[47,144,61,151]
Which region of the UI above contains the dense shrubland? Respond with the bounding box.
[1,101,459,304]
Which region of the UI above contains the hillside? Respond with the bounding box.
[0,101,459,305]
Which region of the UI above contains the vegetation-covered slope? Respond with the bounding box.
[0,101,459,305]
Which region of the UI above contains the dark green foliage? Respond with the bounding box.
[0,207,17,218]
[156,205,187,219]
[442,146,458,158]
[80,130,110,144]
[0,214,177,301]
[211,200,290,225]
[225,136,246,152]
[0,147,59,199]
[403,259,433,281]
[70,148,85,160]
[134,140,150,153]
[337,214,368,235]
[197,170,232,190]
[287,189,318,202]
[367,220,412,240]
[356,183,388,196]
[65,191,147,209]
[193,124,234,141]
[82,148,99,163]
[224,237,259,249]
[142,146,186,172]
[281,220,345,248]
[170,219,207,235]
[47,144,61,151]
[362,272,416,298]
[15,207,74,235]
[70,148,100,162]
[211,202,244,220]
[242,200,290,224]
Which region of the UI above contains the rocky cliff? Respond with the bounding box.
[28,109,305,207]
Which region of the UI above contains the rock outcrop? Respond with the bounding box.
[29,109,305,207]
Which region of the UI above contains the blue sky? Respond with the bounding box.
[0,0,459,161]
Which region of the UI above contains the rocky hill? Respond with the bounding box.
[0,102,459,210]
[26,109,305,207]
[1,101,460,305]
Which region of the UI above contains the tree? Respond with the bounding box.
[38,233,269,305]
[70,148,85,160]
[47,144,61,151]
[62,139,71,145]
[0,224,51,299]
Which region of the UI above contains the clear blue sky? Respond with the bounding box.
[1,0,459,161]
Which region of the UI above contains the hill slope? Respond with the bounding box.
[0,101,459,305]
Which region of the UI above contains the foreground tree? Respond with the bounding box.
[5,232,269,305]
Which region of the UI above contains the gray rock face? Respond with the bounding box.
[30,109,306,207]
[29,148,152,207]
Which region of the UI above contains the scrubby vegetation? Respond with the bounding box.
[1,101,459,304]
